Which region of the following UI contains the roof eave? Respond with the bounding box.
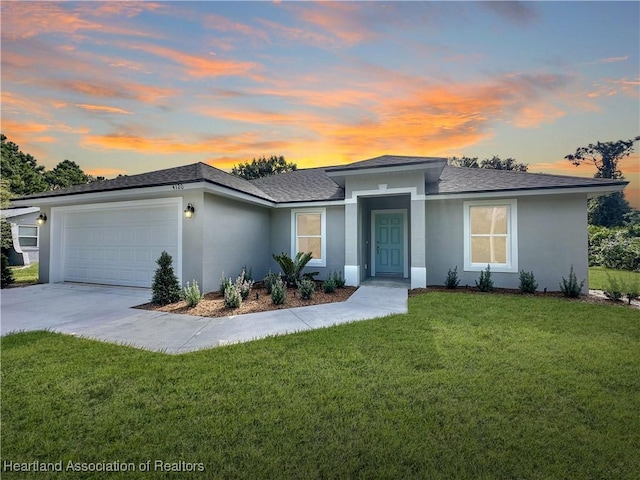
[424,182,628,200]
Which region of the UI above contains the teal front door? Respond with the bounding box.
[375,213,404,276]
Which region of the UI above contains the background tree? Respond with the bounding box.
[448,156,479,168]
[479,155,528,172]
[1,180,13,251]
[1,134,48,195]
[45,159,92,190]
[0,179,14,287]
[448,155,528,172]
[565,136,640,179]
[566,136,639,227]
[231,155,297,180]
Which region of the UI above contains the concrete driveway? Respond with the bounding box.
[1,282,408,354]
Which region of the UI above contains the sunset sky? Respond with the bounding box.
[2,1,639,207]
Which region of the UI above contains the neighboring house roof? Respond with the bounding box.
[249,167,344,203]
[426,166,628,195]
[0,206,40,218]
[11,157,627,205]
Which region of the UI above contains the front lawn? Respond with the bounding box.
[2,293,639,479]
[589,266,640,290]
[9,262,38,285]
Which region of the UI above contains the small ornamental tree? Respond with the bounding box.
[151,251,181,305]
[1,253,14,288]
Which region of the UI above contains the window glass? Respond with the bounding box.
[293,211,325,264]
[18,225,38,247]
[465,201,517,272]
[297,213,321,236]
[19,226,38,237]
[470,206,507,235]
[471,236,507,264]
[297,237,322,259]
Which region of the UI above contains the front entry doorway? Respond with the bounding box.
[372,210,407,278]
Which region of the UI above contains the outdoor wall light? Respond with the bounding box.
[184,203,195,218]
[36,213,47,225]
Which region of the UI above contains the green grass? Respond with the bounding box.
[9,262,38,284]
[2,293,639,479]
[589,266,640,290]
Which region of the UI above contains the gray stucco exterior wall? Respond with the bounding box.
[425,193,589,292]
[37,207,52,283]
[270,205,345,280]
[202,193,272,292]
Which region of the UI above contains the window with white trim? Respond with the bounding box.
[18,225,39,248]
[464,200,517,272]
[291,208,326,267]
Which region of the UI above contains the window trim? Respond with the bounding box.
[291,208,326,267]
[463,199,518,273]
[18,224,39,248]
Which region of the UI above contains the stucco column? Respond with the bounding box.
[410,199,427,288]
[344,201,360,286]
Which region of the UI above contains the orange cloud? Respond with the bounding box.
[1,1,161,41]
[82,131,293,156]
[203,13,269,42]
[45,79,177,104]
[512,104,566,128]
[294,2,375,46]
[127,43,260,80]
[74,104,133,115]
[85,167,127,177]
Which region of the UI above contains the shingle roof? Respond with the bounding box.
[12,158,626,204]
[248,167,344,202]
[14,163,275,202]
[326,154,446,172]
[426,166,628,195]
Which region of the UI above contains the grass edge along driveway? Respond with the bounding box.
[2,292,639,479]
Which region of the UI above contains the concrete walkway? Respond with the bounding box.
[1,282,408,354]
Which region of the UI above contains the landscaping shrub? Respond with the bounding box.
[444,266,460,289]
[298,278,316,300]
[323,276,337,294]
[271,277,286,305]
[263,270,281,295]
[219,272,232,295]
[475,265,494,292]
[183,280,203,307]
[241,265,253,282]
[224,284,242,309]
[272,252,319,287]
[330,270,346,288]
[588,225,640,271]
[1,253,14,288]
[235,270,254,300]
[624,281,640,305]
[518,270,538,294]
[603,274,624,302]
[151,251,181,305]
[559,265,585,298]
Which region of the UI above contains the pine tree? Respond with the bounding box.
[151,251,181,305]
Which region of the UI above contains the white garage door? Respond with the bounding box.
[62,202,180,287]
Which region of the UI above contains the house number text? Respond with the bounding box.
[172,184,184,190]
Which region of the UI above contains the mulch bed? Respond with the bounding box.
[136,283,357,318]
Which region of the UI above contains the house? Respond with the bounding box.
[11,155,627,292]
[1,206,41,266]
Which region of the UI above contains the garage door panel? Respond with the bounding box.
[63,204,180,287]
